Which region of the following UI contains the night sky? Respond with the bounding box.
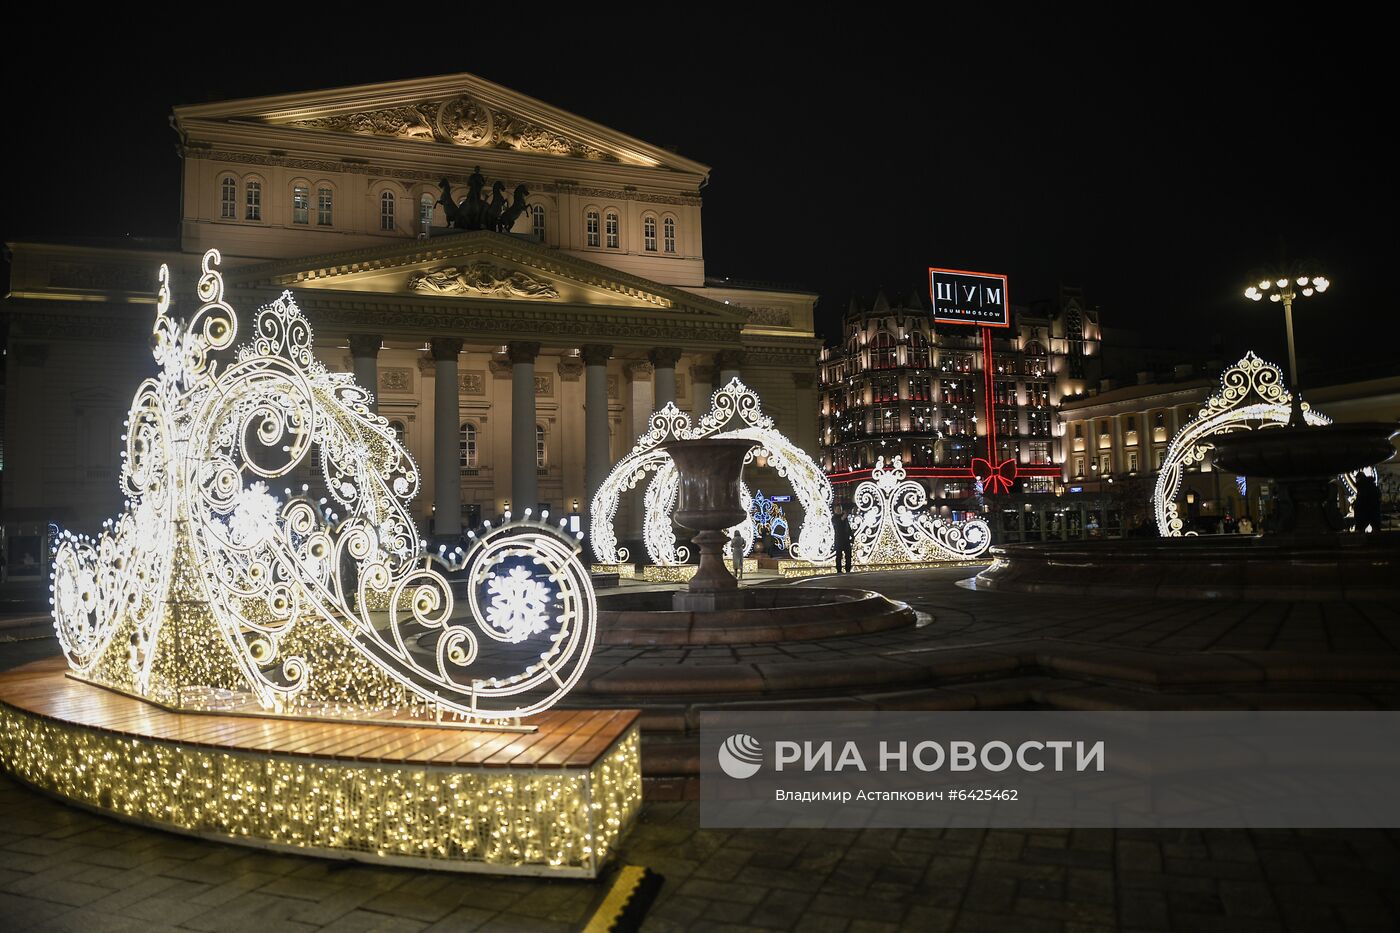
[4,19,1391,381]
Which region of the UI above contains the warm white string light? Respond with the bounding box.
[50,250,596,723]
[851,456,991,564]
[1153,351,1356,536]
[590,379,836,566]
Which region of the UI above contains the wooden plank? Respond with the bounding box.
[0,661,638,771]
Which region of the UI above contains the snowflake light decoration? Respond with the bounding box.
[49,250,596,723]
[591,379,835,565]
[485,565,553,643]
[851,456,991,564]
[1153,351,1356,536]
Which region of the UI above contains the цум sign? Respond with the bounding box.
[928,267,1010,328]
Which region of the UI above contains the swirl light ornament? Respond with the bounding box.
[851,456,992,564]
[50,250,596,724]
[590,378,835,566]
[1153,352,1356,536]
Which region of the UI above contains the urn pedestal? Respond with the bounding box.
[662,438,755,612]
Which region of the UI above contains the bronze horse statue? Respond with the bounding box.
[482,181,507,232]
[497,184,531,233]
[437,166,487,230]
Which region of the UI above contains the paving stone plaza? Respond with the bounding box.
[3,567,1398,932]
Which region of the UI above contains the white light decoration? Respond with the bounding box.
[1153,351,1356,536]
[50,250,596,723]
[590,379,835,565]
[851,456,992,564]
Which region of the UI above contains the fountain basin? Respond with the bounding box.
[597,586,915,645]
[974,534,1400,601]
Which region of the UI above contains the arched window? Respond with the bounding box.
[530,204,546,241]
[292,185,310,224]
[220,176,237,219]
[536,424,547,468]
[643,215,657,252]
[459,423,478,471]
[663,216,676,254]
[317,187,334,226]
[872,332,897,369]
[245,180,262,221]
[379,191,395,231]
[419,193,435,232]
[585,209,600,247]
[908,332,930,368]
[605,210,619,249]
[388,420,407,447]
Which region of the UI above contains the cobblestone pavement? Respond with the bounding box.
[3,571,1400,931]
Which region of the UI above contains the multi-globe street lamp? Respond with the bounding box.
[1244,268,1330,425]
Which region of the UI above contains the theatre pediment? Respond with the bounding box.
[226,232,748,322]
[173,73,709,176]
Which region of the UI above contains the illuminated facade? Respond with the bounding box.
[819,287,1101,504]
[2,72,821,574]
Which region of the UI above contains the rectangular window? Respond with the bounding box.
[292,186,309,224]
[586,212,600,247]
[663,217,676,253]
[317,188,333,226]
[1074,457,1085,477]
[245,181,261,221]
[605,212,619,249]
[1129,451,1139,472]
[644,217,657,251]
[1099,454,1111,474]
[420,196,434,232]
[1028,441,1051,464]
[532,205,545,241]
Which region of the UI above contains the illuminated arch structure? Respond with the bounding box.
[48,250,598,724]
[1154,351,1356,536]
[852,456,992,565]
[590,379,836,572]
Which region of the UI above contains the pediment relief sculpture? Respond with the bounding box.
[285,94,616,161]
[409,262,560,300]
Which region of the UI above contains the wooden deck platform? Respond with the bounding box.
[0,658,642,877]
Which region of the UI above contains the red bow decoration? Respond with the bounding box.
[972,457,1018,494]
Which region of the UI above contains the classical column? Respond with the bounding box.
[430,338,463,541]
[347,334,382,412]
[581,345,613,521]
[508,341,541,513]
[690,363,715,412]
[715,349,746,387]
[649,346,683,409]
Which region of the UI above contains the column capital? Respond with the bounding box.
[580,344,614,366]
[347,333,383,359]
[714,349,747,371]
[625,360,654,382]
[429,337,464,361]
[506,341,541,365]
[647,346,683,368]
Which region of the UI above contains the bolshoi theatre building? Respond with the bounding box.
[2,72,822,567]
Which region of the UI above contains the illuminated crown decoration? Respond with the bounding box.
[1153,351,1355,536]
[590,379,835,565]
[851,456,991,564]
[50,250,595,723]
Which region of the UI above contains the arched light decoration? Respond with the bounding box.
[50,250,596,724]
[590,379,836,565]
[851,457,992,564]
[1153,351,1356,536]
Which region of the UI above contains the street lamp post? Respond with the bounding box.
[1245,269,1330,426]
